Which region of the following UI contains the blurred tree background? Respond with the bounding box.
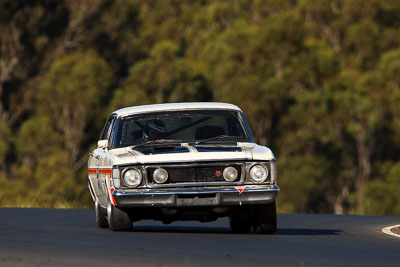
[1,0,400,215]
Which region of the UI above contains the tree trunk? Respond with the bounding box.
[355,130,373,214]
[333,181,350,214]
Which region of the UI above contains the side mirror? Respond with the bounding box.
[97,140,108,149]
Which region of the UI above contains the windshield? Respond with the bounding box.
[114,110,251,148]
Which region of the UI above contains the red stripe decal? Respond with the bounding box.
[88,168,97,174]
[99,168,112,176]
[110,188,118,206]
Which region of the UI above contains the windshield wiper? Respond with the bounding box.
[131,139,182,149]
[195,135,241,145]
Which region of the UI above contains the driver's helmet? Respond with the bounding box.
[143,119,167,139]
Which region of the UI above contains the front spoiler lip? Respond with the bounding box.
[113,185,279,208]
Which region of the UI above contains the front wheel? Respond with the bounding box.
[107,203,132,231]
[253,202,277,234]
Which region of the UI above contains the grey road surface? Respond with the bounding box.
[0,208,399,266]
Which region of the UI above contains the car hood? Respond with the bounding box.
[110,142,275,165]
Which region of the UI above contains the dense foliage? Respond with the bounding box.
[1,0,400,214]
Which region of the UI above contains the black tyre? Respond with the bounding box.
[95,201,109,228]
[229,216,252,233]
[253,201,277,234]
[107,203,132,231]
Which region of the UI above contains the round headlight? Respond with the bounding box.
[153,168,168,183]
[249,164,268,183]
[223,167,238,182]
[123,168,142,187]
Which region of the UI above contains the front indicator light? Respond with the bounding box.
[112,167,120,187]
[123,168,142,187]
[270,161,278,184]
[249,164,268,183]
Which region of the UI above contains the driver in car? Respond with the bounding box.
[143,119,167,140]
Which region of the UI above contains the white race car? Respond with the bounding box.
[88,102,279,233]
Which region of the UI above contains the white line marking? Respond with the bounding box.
[382,225,400,238]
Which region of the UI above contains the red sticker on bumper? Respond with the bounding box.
[234,186,246,194]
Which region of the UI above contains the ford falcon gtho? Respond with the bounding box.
[88,102,279,233]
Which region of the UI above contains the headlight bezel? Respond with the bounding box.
[122,167,142,187]
[223,166,239,182]
[153,168,169,184]
[248,163,269,183]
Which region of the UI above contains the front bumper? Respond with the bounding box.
[113,185,279,208]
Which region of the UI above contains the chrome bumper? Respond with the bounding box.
[113,185,279,208]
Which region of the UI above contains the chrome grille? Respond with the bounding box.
[147,164,242,184]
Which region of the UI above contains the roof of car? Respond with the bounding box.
[113,102,242,117]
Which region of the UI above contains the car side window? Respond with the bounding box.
[100,115,116,141]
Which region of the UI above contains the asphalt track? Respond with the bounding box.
[0,208,399,266]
